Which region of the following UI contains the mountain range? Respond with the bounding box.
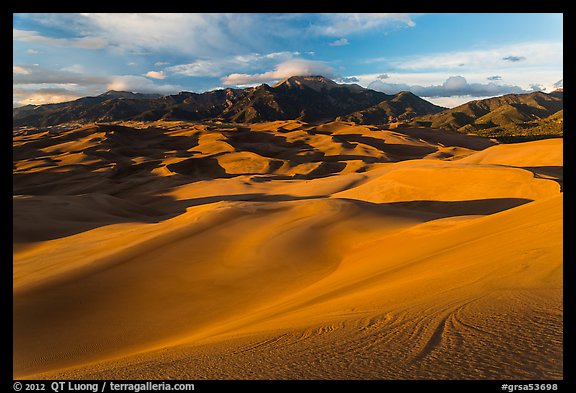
[337,91,446,124]
[13,76,563,140]
[414,90,562,130]
[12,76,445,127]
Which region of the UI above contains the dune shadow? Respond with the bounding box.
[521,166,563,191]
[299,161,348,179]
[165,156,230,179]
[319,133,460,162]
[13,190,330,242]
[224,128,315,161]
[335,197,533,221]
[156,192,327,209]
[494,135,563,143]
[396,127,497,150]
[380,198,533,217]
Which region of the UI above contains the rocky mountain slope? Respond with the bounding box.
[13,76,445,127]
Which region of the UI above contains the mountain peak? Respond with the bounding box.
[99,90,161,100]
[272,75,341,92]
[395,91,416,97]
[548,88,563,99]
[100,90,136,97]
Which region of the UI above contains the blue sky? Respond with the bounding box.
[13,13,563,108]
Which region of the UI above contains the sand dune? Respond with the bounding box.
[13,121,562,379]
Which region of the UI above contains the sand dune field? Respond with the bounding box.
[13,121,562,379]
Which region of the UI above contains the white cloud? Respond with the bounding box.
[352,40,562,100]
[74,36,108,49]
[221,59,335,85]
[380,41,562,71]
[13,65,31,75]
[329,38,349,46]
[13,87,82,106]
[144,71,166,79]
[26,49,39,54]
[336,76,359,83]
[425,95,497,108]
[166,51,300,78]
[60,64,85,73]
[154,61,170,66]
[13,64,182,106]
[13,28,107,49]
[15,14,232,55]
[13,65,108,85]
[65,13,258,55]
[367,75,531,98]
[106,75,180,94]
[311,13,417,36]
[529,83,543,91]
[14,13,419,57]
[166,59,224,77]
[443,76,467,91]
[14,28,58,44]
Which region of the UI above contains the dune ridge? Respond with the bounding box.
[13,121,562,379]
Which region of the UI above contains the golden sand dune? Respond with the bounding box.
[13,121,562,379]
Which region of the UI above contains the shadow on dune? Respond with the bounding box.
[224,127,313,161]
[319,197,535,226]
[378,198,533,216]
[165,156,230,179]
[337,134,439,159]
[493,135,562,143]
[13,190,331,242]
[521,166,563,191]
[14,191,535,243]
[392,127,497,150]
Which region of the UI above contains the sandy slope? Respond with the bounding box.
[13,122,562,379]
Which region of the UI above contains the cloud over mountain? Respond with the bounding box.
[221,59,336,86]
[368,75,530,98]
[12,64,182,106]
[166,52,300,78]
[144,71,166,80]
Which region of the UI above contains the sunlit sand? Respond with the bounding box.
[13,121,562,379]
